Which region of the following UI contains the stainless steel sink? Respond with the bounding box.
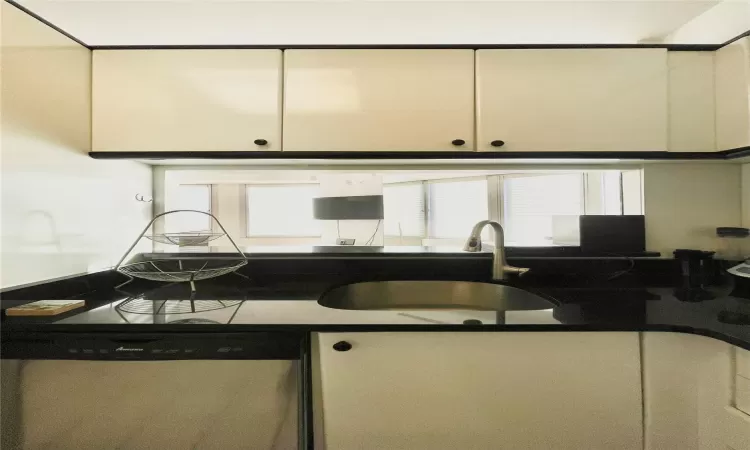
[318,281,555,312]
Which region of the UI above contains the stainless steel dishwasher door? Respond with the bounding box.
[1,359,298,450]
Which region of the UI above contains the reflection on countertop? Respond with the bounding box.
[3,276,749,350]
[143,245,659,258]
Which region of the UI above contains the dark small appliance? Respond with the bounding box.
[579,215,646,255]
[673,249,716,302]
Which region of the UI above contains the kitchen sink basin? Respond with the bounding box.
[318,281,555,312]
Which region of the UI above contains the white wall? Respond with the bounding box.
[664,0,750,45]
[16,0,727,46]
[0,4,153,289]
[643,163,743,258]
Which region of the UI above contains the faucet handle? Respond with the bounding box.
[504,266,530,277]
[463,236,482,252]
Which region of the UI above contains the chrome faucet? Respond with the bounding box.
[464,220,530,281]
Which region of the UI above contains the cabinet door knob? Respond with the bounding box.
[254,139,268,146]
[490,140,505,148]
[332,341,352,352]
[451,139,466,147]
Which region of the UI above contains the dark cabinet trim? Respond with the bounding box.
[88,147,750,161]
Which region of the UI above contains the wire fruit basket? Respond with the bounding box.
[145,232,226,246]
[117,299,243,315]
[113,298,244,323]
[115,210,248,292]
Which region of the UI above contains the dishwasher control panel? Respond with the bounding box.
[1,332,303,360]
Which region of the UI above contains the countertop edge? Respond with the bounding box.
[2,323,748,352]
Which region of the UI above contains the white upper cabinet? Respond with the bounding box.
[668,52,716,152]
[92,50,282,152]
[315,332,643,450]
[476,49,668,152]
[283,50,475,152]
[716,37,750,151]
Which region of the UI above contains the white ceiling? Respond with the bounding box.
[15,0,750,46]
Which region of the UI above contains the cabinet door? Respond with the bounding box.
[476,49,668,152]
[93,50,282,152]
[668,52,716,152]
[315,332,642,450]
[716,37,750,151]
[641,332,750,450]
[283,50,475,152]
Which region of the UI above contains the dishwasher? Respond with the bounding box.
[1,329,308,450]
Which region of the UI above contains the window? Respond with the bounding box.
[602,172,624,215]
[428,179,489,238]
[503,174,584,246]
[246,185,321,237]
[384,183,425,237]
[166,184,212,233]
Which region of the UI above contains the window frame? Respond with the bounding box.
[498,172,587,217]
[243,182,323,238]
[383,175,501,242]
[497,172,591,247]
[383,180,429,239]
[425,175,493,240]
[173,171,630,246]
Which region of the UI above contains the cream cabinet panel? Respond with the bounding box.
[738,347,750,379]
[641,332,749,450]
[668,52,716,152]
[736,376,750,416]
[315,332,642,450]
[283,50,475,152]
[724,407,750,450]
[93,50,282,152]
[476,49,668,152]
[716,37,750,151]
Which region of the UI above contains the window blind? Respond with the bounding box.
[384,183,425,237]
[428,179,489,238]
[602,172,624,215]
[246,185,321,237]
[503,174,584,246]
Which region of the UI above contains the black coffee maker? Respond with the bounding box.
[673,249,716,302]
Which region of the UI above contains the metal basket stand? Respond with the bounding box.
[115,210,248,293]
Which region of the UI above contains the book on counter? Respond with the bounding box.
[6,300,85,316]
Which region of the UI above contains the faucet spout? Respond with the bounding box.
[464,220,530,281]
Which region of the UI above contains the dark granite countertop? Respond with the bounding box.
[142,245,660,258]
[3,276,749,350]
